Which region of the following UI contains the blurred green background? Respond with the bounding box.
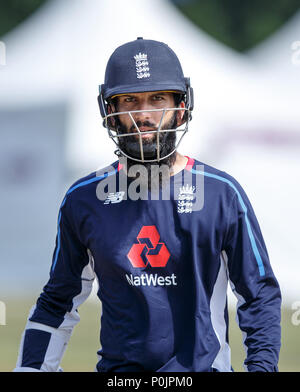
[1,0,299,372]
[1,0,300,50]
[172,0,300,52]
[1,295,299,372]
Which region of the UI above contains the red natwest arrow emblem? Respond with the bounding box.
[127,225,170,268]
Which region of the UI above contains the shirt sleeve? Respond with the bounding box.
[14,195,95,372]
[223,180,281,372]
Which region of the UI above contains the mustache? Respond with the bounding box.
[130,120,157,132]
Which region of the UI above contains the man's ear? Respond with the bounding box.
[176,101,186,126]
[107,103,113,114]
[107,102,117,128]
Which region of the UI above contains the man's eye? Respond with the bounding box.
[124,97,135,103]
[153,96,164,101]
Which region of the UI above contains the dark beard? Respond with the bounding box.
[117,113,177,191]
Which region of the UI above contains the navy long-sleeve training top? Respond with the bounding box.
[15,157,281,372]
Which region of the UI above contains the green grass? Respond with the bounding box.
[0,296,299,372]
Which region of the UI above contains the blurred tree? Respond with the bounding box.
[0,0,48,38]
[170,0,300,51]
[0,0,299,51]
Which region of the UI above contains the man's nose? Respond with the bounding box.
[133,101,152,122]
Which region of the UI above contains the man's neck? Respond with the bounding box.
[170,153,188,176]
[119,152,188,177]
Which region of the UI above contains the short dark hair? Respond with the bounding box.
[173,93,184,107]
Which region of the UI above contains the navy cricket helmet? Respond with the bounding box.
[98,37,194,162]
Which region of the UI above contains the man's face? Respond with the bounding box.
[110,91,185,161]
[115,91,182,136]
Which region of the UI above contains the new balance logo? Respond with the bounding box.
[103,191,125,204]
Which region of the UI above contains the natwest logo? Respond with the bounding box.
[127,225,170,268]
[126,273,177,287]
